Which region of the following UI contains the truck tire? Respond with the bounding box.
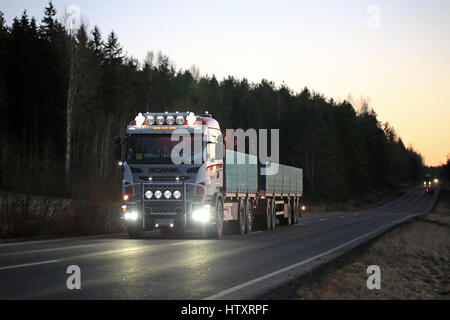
[208,195,224,239]
[263,199,272,231]
[245,197,253,233]
[271,199,276,229]
[233,198,246,235]
[280,200,292,225]
[127,224,144,239]
[293,198,299,224]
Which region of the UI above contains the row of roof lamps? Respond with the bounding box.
[131,111,211,127]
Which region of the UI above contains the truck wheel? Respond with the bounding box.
[245,198,253,233]
[127,224,144,239]
[271,200,276,229]
[280,200,292,225]
[208,195,224,239]
[287,201,292,225]
[263,199,272,231]
[293,198,299,224]
[234,198,246,235]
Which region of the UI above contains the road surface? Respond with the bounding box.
[0,185,439,299]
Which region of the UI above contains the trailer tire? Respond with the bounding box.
[280,200,292,225]
[263,199,272,231]
[208,195,224,239]
[245,197,253,233]
[293,198,299,224]
[271,199,276,229]
[233,198,246,235]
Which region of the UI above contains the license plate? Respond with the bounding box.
[155,218,173,226]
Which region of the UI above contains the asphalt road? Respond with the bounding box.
[0,185,439,299]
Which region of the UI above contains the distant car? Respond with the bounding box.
[423,176,433,194]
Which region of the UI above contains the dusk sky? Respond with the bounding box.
[2,0,449,166]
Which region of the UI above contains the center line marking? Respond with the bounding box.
[0,259,60,271]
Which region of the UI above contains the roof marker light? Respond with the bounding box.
[176,115,185,125]
[156,116,165,125]
[166,115,175,125]
[146,115,155,125]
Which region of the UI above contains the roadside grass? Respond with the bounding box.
[263,182,450,300]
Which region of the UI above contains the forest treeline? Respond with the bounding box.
[0,3,424,206]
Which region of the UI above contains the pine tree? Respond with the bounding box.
[104,31,122,62]
[40,1,57,40]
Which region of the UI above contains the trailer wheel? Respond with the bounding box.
[271,199,276,229]
[280,200,292,225]
[208,195,224,239]
[233,198,246,235]
[245,197,253,233]
[263,199,272,231]
[293,198,299,224]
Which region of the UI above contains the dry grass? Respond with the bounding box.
[266,183,450,300]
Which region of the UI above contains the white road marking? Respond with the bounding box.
[0,241,191,271]
[339,216,345,218]
[204,211,426,300]
[0,260,60,271]
[170,241,192,246]
[319,218,327,221]
[353,213,359,216]
[0,233,127,248]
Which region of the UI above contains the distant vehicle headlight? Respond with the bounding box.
[156,116,165,125]
[144,190,153,199]
[166,115,175,125]
[146,116,155,125]
[164,190,172,199]
[176,116,185,125]
[154,190,162,199]
[173,190,181,199]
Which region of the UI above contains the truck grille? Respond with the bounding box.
[144,201,188,214]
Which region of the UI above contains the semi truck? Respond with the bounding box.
[115,111,303,239]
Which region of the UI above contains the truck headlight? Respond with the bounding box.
[164,190,172,199]
[154,190,162,199]
[144,190,153,199]
[124,211,138,221]
[173,190,181,199]
[192,205,212,223]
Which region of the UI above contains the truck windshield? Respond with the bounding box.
[126,134,204,164]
